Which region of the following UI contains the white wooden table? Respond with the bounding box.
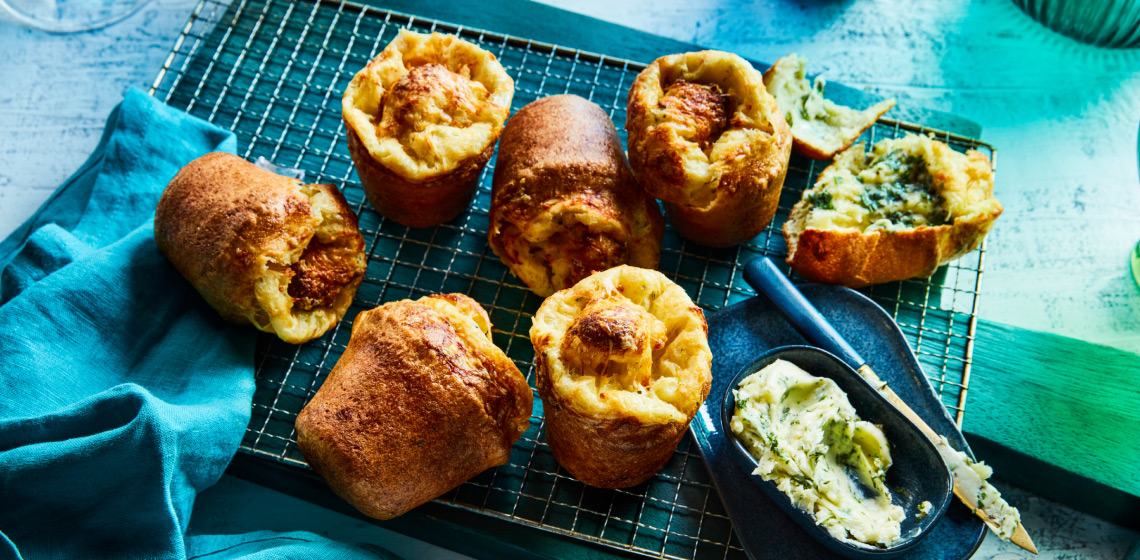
[1,0,1138,557]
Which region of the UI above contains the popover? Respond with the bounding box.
[489,94,664,297]
[530,265,711,488]
[342,30,514,227]
[626,50,793,247]
[154,152,367,344]
[296,293,533,519]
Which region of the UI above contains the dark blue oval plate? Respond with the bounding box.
[691,285,987,560]
[722,346,952,558]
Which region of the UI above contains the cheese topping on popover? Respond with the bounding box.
[626,50,787,209]
[531,265,711,425]
[342,30,514,181]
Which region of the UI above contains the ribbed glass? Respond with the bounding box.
[1014,0,1140,47]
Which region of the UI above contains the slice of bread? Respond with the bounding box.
[763,53,895,160]
[783,134,1002,287]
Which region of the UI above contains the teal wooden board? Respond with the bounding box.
[964,319,1140,529]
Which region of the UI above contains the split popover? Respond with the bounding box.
[785,133,1002,287]
[763,53,896,160]
[342,30,515,227]
[154,152,367,344]
[296,293,533,520]
[626,50,793,247]
[530,266,712,488]
[489,94,665,297]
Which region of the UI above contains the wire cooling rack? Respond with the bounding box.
[150,0,994,558]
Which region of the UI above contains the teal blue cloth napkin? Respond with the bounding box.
[0,89,393,560]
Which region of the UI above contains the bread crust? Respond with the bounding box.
[626,51,792,247]
[784,138,1001,287]
[295,294,533,519]
[154,152,366,343]
[530,266,711,488]
[489,95,664,297]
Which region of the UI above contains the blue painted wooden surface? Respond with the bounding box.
[2,0,1139,557]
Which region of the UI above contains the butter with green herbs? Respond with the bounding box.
[933,436,1021,539]
[729,359,905,546]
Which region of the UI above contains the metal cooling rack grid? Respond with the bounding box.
[150,0,994,557]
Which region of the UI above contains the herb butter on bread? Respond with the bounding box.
[784,133,1002,287]
[763,53,895,161]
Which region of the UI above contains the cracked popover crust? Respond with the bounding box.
[489,94,665,297]
[154,152,367,344]
[342,30,514,227]
[530,266,711,488]
[626,50,792,247]
[295,293,533,520]
[784,133,1002,287]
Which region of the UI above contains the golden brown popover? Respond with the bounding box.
[295,293,533,520]
[784,133,1002,287]
[530,266,712,488]
[342,30,515,227]
[154,152,367,344]
[489,94,665,297]
[626,50,792,247]
[762,53,896,160]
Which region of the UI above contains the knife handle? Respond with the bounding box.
[743,257,866,369]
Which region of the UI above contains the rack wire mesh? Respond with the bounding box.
[150,0,994,557]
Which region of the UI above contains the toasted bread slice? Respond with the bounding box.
[783,134,1002,287]
[763,53,895,160]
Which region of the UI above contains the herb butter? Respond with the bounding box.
[933,436,1022,540]
[802,135,950,233]
[917,500,933,519]
[730,359,905,546]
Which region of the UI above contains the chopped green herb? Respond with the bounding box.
[804,189,835,210]
[858,148,947,227]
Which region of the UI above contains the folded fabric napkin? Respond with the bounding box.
[0,88,393,560]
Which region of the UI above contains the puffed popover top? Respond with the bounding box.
[530,266,712,426]
[626,50,787,209]
[342,30,514,181]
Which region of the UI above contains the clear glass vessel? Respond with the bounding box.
[0,0,151,33]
